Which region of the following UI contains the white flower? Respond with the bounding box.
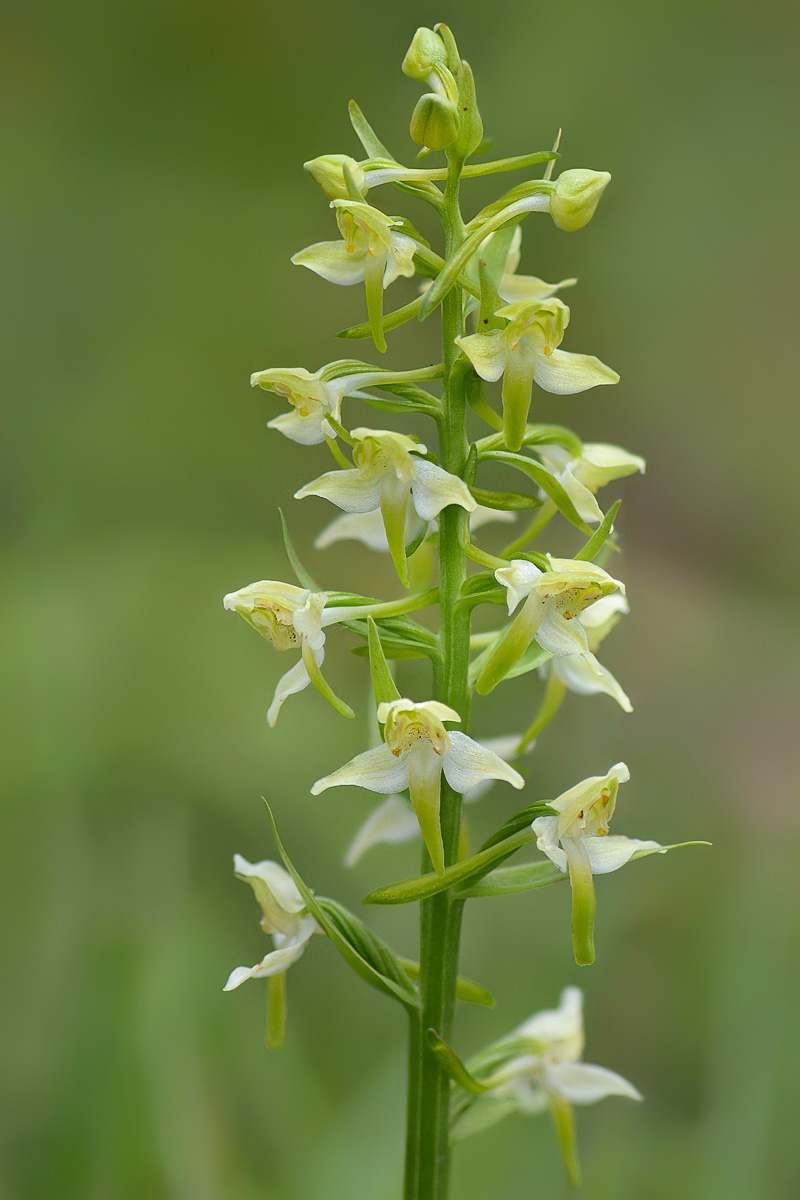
[296,427,476,586]
[456,297,618,451]
[315,502,513,553]
[291,199,416,351]
[538,441,645,524]
[454,988,640,1181]
[550,594,632,712]
[250,365,400,447]
[344,735,528,866]
[532,764,665,964]
[312,699,524,874]
[223,856,319,992]
[476,557,625,694]
[223,580,347,726]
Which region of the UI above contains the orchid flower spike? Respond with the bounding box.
[296,427,476,587]
[550,594,633,711]
[223,855,319,992]
[538,441,645,524]
[456,297,618,452]
[344,734,529,866]
[476,557,625,695]
[250,365,410,447]
[312,698,524,874]
[315,502,513,554]
[223,580,354,725]
[453,988,641,1184]
[532,764,665,965]
[292,199,416,351]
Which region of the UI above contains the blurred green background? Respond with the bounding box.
[3,1,799,1197]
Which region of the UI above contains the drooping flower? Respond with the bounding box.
[291,199,417,351]
[532,764,665,965]
[315,502,513,553]
[250,365,405,447]
[223,855,319,992]
[476,557,625,694]
[453,987,641,1184]
[312,698,524,874]
[456,297,618,451]
[223,581,351,726]
[296,427,476,586]
[344,734,528,866]
[538,441,645,524]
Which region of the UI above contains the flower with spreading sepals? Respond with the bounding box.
[315,502,513,553]
[456,297,618,452]
[223,581,353,726]
[291,199,416,352]
[344,734,529,866]
[532,764,665,965]
[223,855,319,992]
[311,698,524,874]
[476,557,625,694]
[453,987,641,1183]
[550,594,633,711]
[538,441,645,524]
[296,427,476,586]
[250,365,409,446]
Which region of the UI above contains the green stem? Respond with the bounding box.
[408,151,470,1200]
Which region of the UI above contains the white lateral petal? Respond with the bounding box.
[345,796,421,866]
[295,469,382,513]
[531,814,567,873]
[535,609,590,657]
[545,1061,642,1105]
[559,465,604,523]
[233,855,306,914]
[495,559,544,614]
[442,731,524,794]
[584,835,665,875]
[223,935,311,991]
[383,233,418,285]
[267,410,328,446]
[291,240,367,285]
[311,744,409,795]
[315,510,389,551]
[516,986,583,1047]
[455,331,507,382]
[553,653,633,711]
[267,658,312,727]
[411,459,477,520]
[534,348,619,395]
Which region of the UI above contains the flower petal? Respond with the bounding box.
[344,795,421,866]
[411,459,477,520]
[315,510,390,551]
[455,331,507,382]
[552,652,633,711]
[531,814,567,873]
[545,1061,642,1105]
[233,855,306,915]
[295,469,382,513]
[267,658,312,727]
[311,744,409,795]
[558,465,604,523]
[535,609,590,657]
[267,410,329,446]
[383,233,417,285]
[584,835,665,875]
[515,987,583,1050]
[534,348,619,395]
[291,239,367,285]
[495,559,544,614]
[223,929,314,991]
[442,731,524,794]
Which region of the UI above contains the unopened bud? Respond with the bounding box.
[410,93,460,151]
[402,27,448,82]
[303,154,366,201]
[550,169,611,232]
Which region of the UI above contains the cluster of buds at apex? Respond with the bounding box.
[457,297,618,451]
[312,697,523,874]
[295,427,476,588]
[402,26,482,155]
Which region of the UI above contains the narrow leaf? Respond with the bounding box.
[461,150,559,179]
[279,509,319,590]
[458,860,566,898]
[400,959,494,1007]
[470,487,541,511]
[426,1029,491,1094]
[479,802,557,852]
[349,99,394,159]
[301,641,355,719]
[362,829,534,906]
[336,294,425,340]
[481,451,592,534]
[367,616,401,706]
[574,500,620,562]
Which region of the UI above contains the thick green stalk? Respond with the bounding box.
[409,154,470,1200]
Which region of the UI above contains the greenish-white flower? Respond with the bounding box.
[312,698,524,874]
[296,427,476,586]
[550,594,632,711]
[532,764,664,965]
[476,557,625,694]
[315,502,513,553]
[250,365,399,447]
[223,856,319,991]
[456,298,618,451]
[453,987,640,1182]
[538,441,645,524]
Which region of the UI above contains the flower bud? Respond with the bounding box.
[550,169,611,232]
[410,93,460,151]
[303,154,365,201]
[402,27,448,82]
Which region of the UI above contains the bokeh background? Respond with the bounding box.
[3,1,799,1197]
